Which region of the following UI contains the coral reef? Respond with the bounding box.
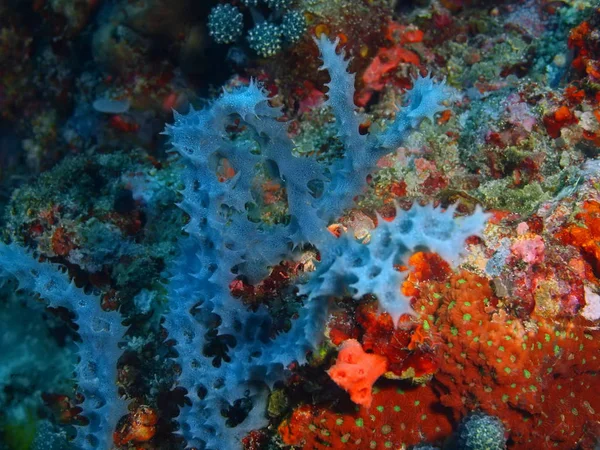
[0,244,126,449]
[279,383,454,449]
[1,0,600,449]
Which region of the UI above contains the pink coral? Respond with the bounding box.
[327,339,388,408]
[510,235,545,264]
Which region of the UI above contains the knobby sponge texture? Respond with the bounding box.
[0,243,126,450]
[163,35,481,449]
[300,203,489,325]
[164,236,328,449]
[165,80,325,283]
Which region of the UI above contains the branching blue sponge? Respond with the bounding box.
[0,243,126,450]
[312,36,454,242]
[165,78,326,285]
[164,237,327,449]
[163,35,463,449]
[164,35,454,285]
[299,203,490,325]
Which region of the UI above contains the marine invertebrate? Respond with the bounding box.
[163,34,466,449]
[359,22,424,106]
[323,252,451,381]
[3,2,600,449]
[279,384,454,449]
[569,11,600,83]
[0,243,126,449]
[207,1,306,57]
[557,200,600,278]
[208,4,244,45]
[247,22,283,58]
[281,10,307,44]
[457,413,506,450]
[415,271,600,447]
[264,0,290,9]
[300,203,489,325]
[326,339,388,408]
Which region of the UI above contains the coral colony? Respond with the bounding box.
[0,1,600,450]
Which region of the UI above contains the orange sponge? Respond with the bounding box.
[327,339,388,408]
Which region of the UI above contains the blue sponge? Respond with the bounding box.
[299,202,489,325]
[163,35,477,449]
[0,243,126,449]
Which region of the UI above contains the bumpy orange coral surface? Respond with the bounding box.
[327,339,388,408]
[414,271,600,448]
[279,383,453,449]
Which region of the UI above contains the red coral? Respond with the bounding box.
[279,383,453,449]
[530,374,600,449]
[230,261,303,306]
[557,200,600,279]
[569,13,600,82]
[357,21,423,106]
[543,105,578,139]
[564,86,585,105]
[413,158,449,196]
[325,252,449,380]
[356,303,412,373]
[51,226,76,256]
[414,271,600,447]
[362,46,420,91]
[328,308,360,346]
[402,252,452,305]
[242,430,269,450]
[279,404,314,446]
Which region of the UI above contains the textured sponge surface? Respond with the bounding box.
[0,243,126,449]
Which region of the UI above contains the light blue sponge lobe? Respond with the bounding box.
[299,202,489,325]
[0,243,126,449]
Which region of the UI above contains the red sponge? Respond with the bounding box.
[327,339,388,408]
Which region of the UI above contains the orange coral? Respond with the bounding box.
[569,16,600,81]
[532,373,600,448]
[51,226,76,256]
[325,299,440,380]
[327,339,388,408]
[413,271,600,447]
[355,303,409,361]
[557,200,600,279]
[327,308,361,346]
[543,105,578,139]
[113,405,158,446]
[402,252,452,298]
[324,252,450,381]
[279,383,453,449]
[564,86,585,105]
